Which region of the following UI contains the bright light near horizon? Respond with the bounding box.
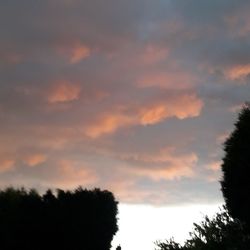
[111,203,222,250]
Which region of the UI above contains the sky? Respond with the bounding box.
[1,0,250,249]
[112,203,221,250]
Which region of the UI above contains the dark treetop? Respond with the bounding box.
[0,187,118,250]
[221,103,250,232]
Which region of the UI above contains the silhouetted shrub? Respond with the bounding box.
[155,207,250,250]
[221,103,250,232]
[0,187,118,250]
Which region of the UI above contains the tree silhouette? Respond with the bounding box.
[155,207,250,250]
[221,103,250,232]
[0,187,118,250]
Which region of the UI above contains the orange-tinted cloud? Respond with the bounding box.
[69,44,91,64]
[207,161,221,171]
[48,82,81,103]
[84,94,203,138]
[57,42,91,64]
[140,105,168,125]
[225,64,250,80]
[134,164,195,181]
[24,154,47,167]
[205,161,222,183]
[140,94,203,125]
[85,113,133,138]
[110,182,158,204]
[54,160,98,189]
[216,131,230,144]
[0,159,15,173]
[120,147,198,181]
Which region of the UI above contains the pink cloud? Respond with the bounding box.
[24,154,47,167]
[206,161,222,172]
[54,160,98,189]
[118,147,198,181]
[216,131,230,144]
[69,44,91,64]
[84,93,203,138]
[139,104,169,125]
[85,113,134,138]
[48,82,81,103]
[205,161,222,183]
[134,164,195,181]
[0,159,15,173]
[139,94,203,125]
[57,42,91,64]
[101,175,172,204]
[224,64,250,80]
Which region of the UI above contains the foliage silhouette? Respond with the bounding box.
[0,187,118,250]
[221,103,250,231]
[155,207,250,250]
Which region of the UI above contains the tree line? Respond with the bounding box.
[0,187,118,250]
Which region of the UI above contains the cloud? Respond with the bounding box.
[224,64,250,80]
[85,93,203,137]
[48,82,81,103]
[24,154,47,167]
[70,45,90,63]
[140,105,169,125]
[205,161,223,183]
[133,165,195,181]
[120,147,198,181]
[216,132,229,145]
[57,42,91,64]
[139,94,203,125]
[85,113,134,138]
[206,161,222,172]
[54,160,98,189]
[0,159,15,173]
